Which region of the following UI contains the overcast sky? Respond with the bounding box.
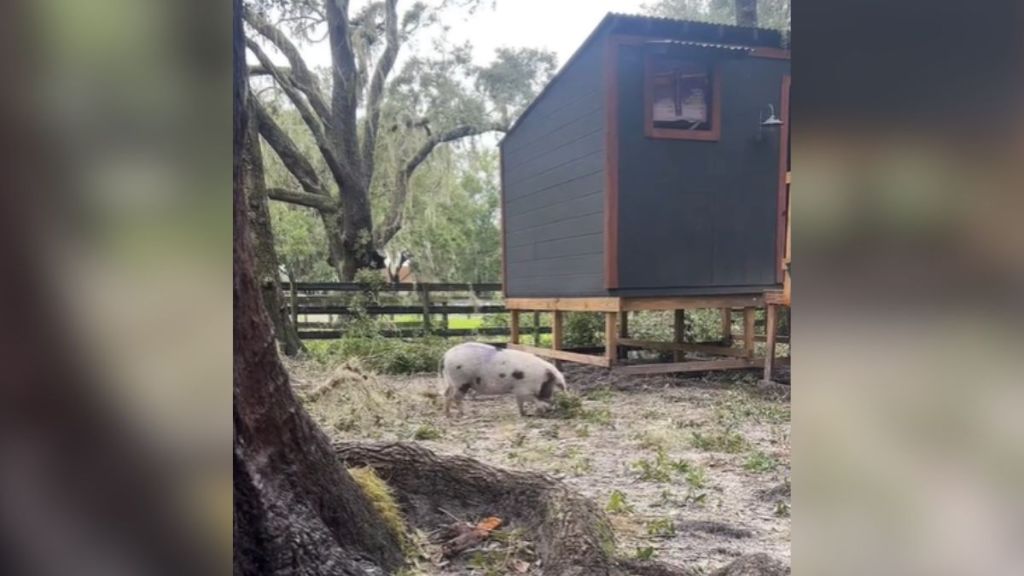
[300,0,649,71]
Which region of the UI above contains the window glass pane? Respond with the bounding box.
[650,59,712,131]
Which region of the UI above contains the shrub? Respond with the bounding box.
[305,337,448,375]
[563,312,604,348]
[628,309,730,343]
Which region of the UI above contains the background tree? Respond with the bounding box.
[386,144,502,282]
[642,0,791,31]
[245,0,555,280]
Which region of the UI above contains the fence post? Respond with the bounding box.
[673,310,686,362]
[420,285,432,335]
[442,299,450,334]
[532,311,541,346]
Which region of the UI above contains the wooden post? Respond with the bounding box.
[533,311,541,346]
[605,312,618,365]
[743,307,755,358]
[552,311,564,350]
[764,304,778,382]
[673,309,686,362]
[420,285,432,334]
[509,310,520,344]
[618,311,629,360]
[441,299,450,334]
[720,308,733,346]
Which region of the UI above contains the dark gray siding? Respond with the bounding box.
[614,45,789,294]
[501,37,608,297]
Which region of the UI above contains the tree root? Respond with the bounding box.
[334,442,785,576]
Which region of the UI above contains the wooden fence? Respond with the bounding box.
[285,282,550,340]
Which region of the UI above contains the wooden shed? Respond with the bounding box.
[499,13,791,379]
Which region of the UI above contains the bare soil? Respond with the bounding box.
[290,360,791,575]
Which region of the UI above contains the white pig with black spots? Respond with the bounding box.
[440,342,567,417]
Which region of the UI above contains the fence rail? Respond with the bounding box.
[285,281,525,340]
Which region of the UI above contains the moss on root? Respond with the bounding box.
[348,466,411,552]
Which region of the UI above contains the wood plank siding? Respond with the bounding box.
[501,36,608,298]
[614,43,789,295]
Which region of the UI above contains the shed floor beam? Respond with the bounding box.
[507,343,611,368]
[612,358,760,375]
[619,338,749,358]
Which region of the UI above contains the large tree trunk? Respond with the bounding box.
[233,1,404,573]
[736,0,758,27]
[340,189,383,280]
[243,112,305,357]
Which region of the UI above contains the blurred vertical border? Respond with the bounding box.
[0,0,229,574]
[796,0,1024,574]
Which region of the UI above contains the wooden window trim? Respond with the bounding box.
[643,55,721,141]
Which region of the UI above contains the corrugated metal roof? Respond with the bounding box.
[644,39,754,53]
[501,12,786,140]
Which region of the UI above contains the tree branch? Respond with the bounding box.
[360,0,400,189]
[251,98,326,197]
[249,64,292,76]
[244,7,331,125]
[247,39,359,193]
[402,123,507,179]
[326,0,365,185]
[375,122,507,246]
[266,188,339,212]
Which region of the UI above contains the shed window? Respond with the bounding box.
[645,56,720,141]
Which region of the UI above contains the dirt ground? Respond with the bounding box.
[290,359,791,575]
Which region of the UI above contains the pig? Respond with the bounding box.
[440,342,567,417]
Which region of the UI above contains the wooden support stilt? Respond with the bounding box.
[552,311,564,351]
[721,308,733,346]
[673,309,686,362]
[764,304,778,382]
[551,311,564,370]
[743,307,755,358]
[618,311,629,360]
[509,310,520,344]
[605,312,619,365]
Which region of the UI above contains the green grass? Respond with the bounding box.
[631,449,692,483]
[605,490,635,515]
[634,546,657,561]
[691,429,749,453]
[685,465,708,490]
[412,424,443,441]
[744,450,779,473]
[775,501,790,517]
[646,517,677,538]
[543,393,613,425]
